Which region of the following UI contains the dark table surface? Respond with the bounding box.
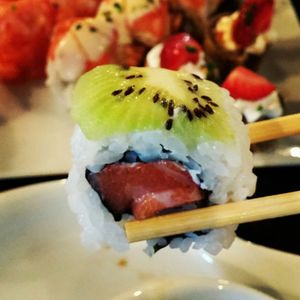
[237,165,300,255]
[291,0,300,20]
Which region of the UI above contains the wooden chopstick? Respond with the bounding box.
[125,191,300,243]
[125,114,300,242]
[247,113,300,144]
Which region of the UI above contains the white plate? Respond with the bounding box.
[0,180,300,300]
[0,81,74,178]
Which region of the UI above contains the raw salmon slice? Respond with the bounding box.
[87,160,204,220]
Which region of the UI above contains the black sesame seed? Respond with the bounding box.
[103,11,113,22]
[168,100,174,117]
[209,101,219,107]
[185,45,197,53]
[201,95,212,102]
[193,97,199,104]
[186,109,193,121]
[103,11,111,16]
[192,73,202,80]
[138,87,146,94]
[193,84,198,91]
[188,86,194,93]
[136,74,143,78]
[125,75,136,79]
[198,103,206,111]
[89,26,98,32]
[181,105,187,112]
[200,109,207,117]
[205,104,214,114]
[165,119,173,130]
[194,108,202,118]
[112,89,123,96]
[113,2,123,12]
[124,86,134,96]
[75,23,82,30]
[153,93,160,103]
[184,80,192,85]
[161,98,168,108]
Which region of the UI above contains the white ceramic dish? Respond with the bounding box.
[113,278,276,300]
[0,180,299,300]
[0,82,74,178]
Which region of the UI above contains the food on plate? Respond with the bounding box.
[0,0,55,81]
[66,65,256,255]
[203,0,274,78]
[125,0,170,46]
[0,0,102,82]
[146,32,208,79]
[169,0,237,40]
[46,0,168,104]
[222,66,283,123]
[46,16,120,103]
[50,0,102,22]
[0,0,277,86]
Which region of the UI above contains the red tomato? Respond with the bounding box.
[222,66,275,100]
[160,33,203,70]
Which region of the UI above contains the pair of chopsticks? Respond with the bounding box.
[125,113,300,243]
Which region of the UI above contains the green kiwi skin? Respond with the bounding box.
[72,64,234,148]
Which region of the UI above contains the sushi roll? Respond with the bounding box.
[66,64,256,255]
[203,0,274,79]
[46,15,120,104]
[46,0,169,105]
[125,0,170,47]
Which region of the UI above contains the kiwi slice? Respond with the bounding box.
[72,65,234,148]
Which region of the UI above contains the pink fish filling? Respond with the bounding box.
[87,160,204,220]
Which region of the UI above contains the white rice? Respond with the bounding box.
[66,87,256,255]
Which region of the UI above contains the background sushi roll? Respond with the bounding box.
[66,64,256,255]
[46,0,169,105]
[203,0,274,80]
[46,16,120,105]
